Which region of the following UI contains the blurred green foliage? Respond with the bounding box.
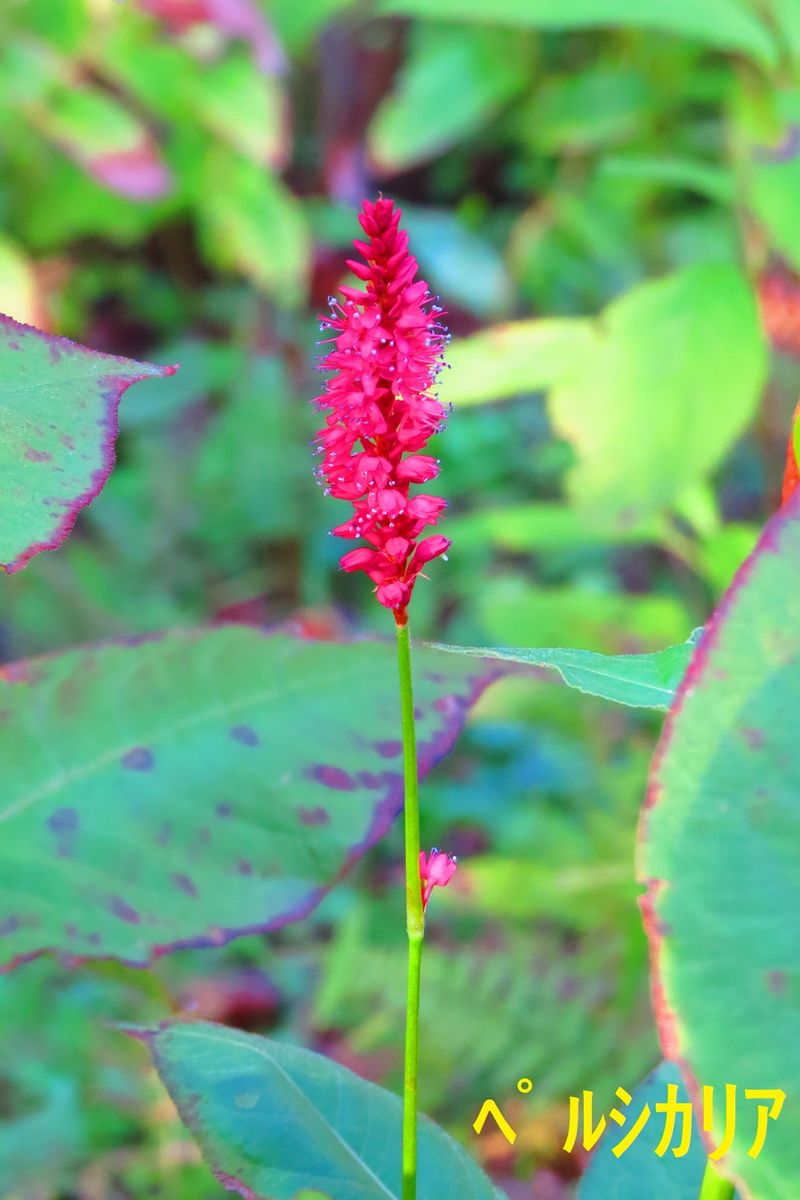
[1,0,799,1196]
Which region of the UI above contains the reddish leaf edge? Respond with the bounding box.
[124,1021,361,1200]
[781,399,800,505]
[635,490,800,1190]
[0,312,177,575]
[124,1023,259,1200]
[125,1019,470,1200]
[0,626,507,973]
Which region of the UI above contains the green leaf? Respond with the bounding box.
[374,0,778,66]
[640,494,800,1199]
[446,503,665,553]
[118,337,245,431]
[189,51,287,166]
[0,315,174,573]
[14,152,162,251]
[599,154,734,205]
[477,577,691,657]
[768,0,800,63]
[140,1021,501,1199]
[745,90,800,272]
[578,1062,718,1199]
[0,628,503,968]
[196,151,310,306]
[31,83,171,200]
[269,0,359,54]
[402,209,512,320]
[0,1070,84,1193]
[549,263,767,530]
[430,633,700,710]
[0,235,40,326]
[696,522,760,599]
[527,66,650,154]
[441,855,636,930]
[99,19,200,126]
[367,25,528,172]
[439,318,594,407]
[18,0,89,51]
[188,356,304,560]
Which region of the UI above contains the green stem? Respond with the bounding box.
[397,619,423,1200]
[698,1160,736,1200]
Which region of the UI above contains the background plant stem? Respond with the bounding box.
[698,1159,736,1200]
[397,619,423,1200]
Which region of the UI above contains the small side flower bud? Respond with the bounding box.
[419,847,458,909]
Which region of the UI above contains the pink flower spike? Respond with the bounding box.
[311,197,450,624]
[419,847,458,909]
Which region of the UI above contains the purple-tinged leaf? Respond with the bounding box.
[0,314,175,573]
[639,492,800,1199]
[138,0,287,74]
[0,627,505,969]
[33,84,171,200]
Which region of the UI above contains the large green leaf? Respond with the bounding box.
[0,628,503,968]
[441,265,767,519]
[0,617,697,970]
[549,263,767,530]
[446,503,665,553]
[0,315,174,573]
[579,1062,718,1199]
[430,633,700,710]
[367,25,528,172]
[140,1021,501,1199]
[375,0,778,65]
[639,494,800,1199]
[439,318,593,407]
[190,51,287,166]
[196,151,310,306]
